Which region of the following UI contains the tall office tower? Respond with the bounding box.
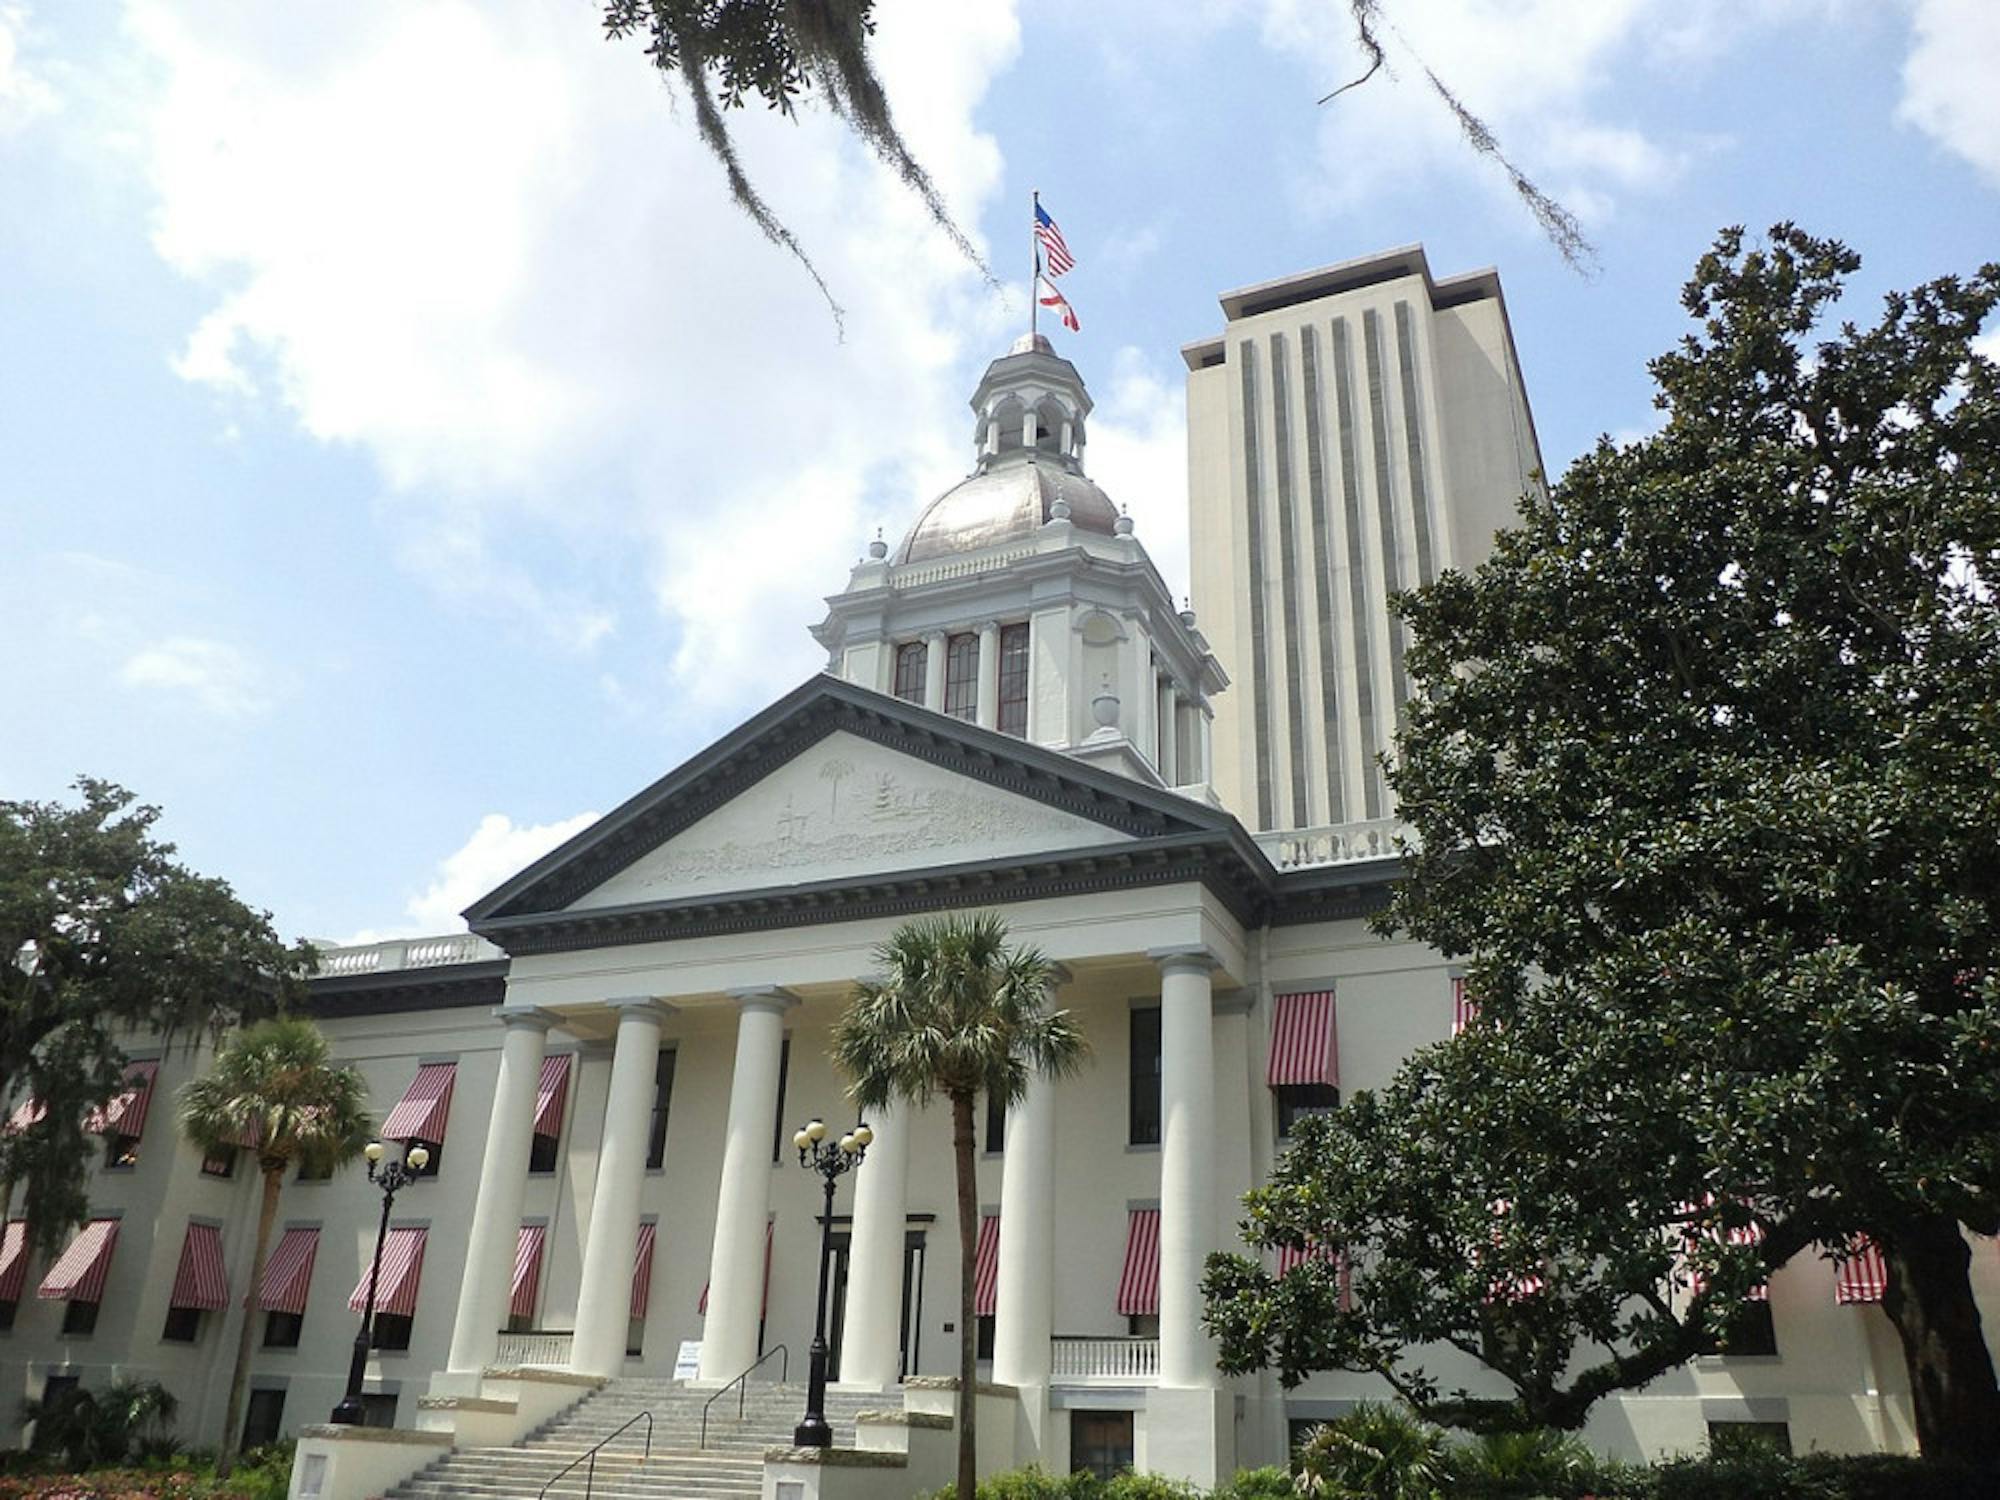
[1182,245,1543,835]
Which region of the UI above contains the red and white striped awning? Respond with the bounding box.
[1687,1209,1768,1303]
[85,1060,160,1138]
[510,1224,546,1321]
[1267,991,1338,1088]
[348,1227,427,1316]
[1452,978,1478,1036]
[1836,1239,1888,1305]
[381,1063,455,1143]
[1276,1242,1352,1311]
[973,1214,1001,1317]
[0,1222,28,1303]
[170,1222,229,1311]
[39,1219,119,1303]
[631,1222,657,1320]
[1116,1209,1159,1317]
[6,1097,46,1135]
[697,1220,775,1317]
[260,1228,320,1314]
[533,1056,572,1140]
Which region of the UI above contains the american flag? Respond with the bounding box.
[1035,202,1075,276]
[1037,275,1080,333]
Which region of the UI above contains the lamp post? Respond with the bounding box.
[791,1116,871,1448]
[328,1140,430,1425]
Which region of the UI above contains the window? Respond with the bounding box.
[1276,1083,1341,1138]
[242,1388,286,1450]
[1129,1006,1162,1146]
[984,1093,1004,1154]
[943,633,979,721]
[1127,1314,1159,1338]
[1700,1301,1779,1359]
[976,1314,995,1361]
[370,1313,413,1352]
[0,1299,16,1332]
[997,624,1030,737]
[1070,1410,1134,1480]
[646,1049,677,1171]
[1707,1421,1791,1457]
[264,1310,303,1349]
[103,1134,140,1170]
[770,1038,791,1163]
[626,1316,645,1358]
[297,1158,332,1183]
[360,1392,397,1428]
[200,1146,236,1179]
[62,1300,99,1336]
[528,1132,559,1174]
[893,642,928,704]
[162,1305,202,1342]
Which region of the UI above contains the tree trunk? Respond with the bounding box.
[218,1164,284,1478]
[1880,1213,2000,1464]
[952,1090,978,1500]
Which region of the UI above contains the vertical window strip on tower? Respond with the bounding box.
[1299,326,1347,824]
[1238,341,1276,828]
[1394,301,1439,587]
[996,623,1030,737]
[943,633,980,721]
[1363,308,1412,736]
[1330,318,1383,820]
[892,641,927,704]
[1269,332,1312,828]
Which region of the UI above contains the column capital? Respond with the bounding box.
[979,619,1003,635]
[727,984,801,1015]
[606,996,676,1023]
[492,1006,559,1033]
[924,629,948,645]
[1148,944,1221,977]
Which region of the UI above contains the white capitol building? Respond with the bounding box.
[6,246,1985,1500]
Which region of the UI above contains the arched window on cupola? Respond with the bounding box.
[984,396,1026,457]
[1033,398,1070,458]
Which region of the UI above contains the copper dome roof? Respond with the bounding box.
[891,460,1119,565]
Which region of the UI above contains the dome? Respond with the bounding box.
[892,462,1120,564]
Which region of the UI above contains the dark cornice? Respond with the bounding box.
[467,674,1240,930]
[304,960,509,1019]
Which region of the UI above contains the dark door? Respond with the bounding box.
[900,1228,927,1378]
[824,1230,852,1380]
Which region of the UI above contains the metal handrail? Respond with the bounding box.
[699,1343,790,1449]
[536,1409,652,1500]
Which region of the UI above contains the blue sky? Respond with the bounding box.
[2,0,1995,943]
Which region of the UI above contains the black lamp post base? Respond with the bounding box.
[792,1415,833,1448]
[327,1395,366,1426]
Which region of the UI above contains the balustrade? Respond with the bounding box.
[1050,1335,1159,1384]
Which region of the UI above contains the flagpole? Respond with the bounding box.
[1030,189,1039,340]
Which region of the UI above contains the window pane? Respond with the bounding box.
[893,643,928,704]
[984,1093,1005,1154]
[647,1049,677,1171]
[997,624,1030,737]
[243,1389,286,1450]
[1129,1007,1162,1146]
[943,633,979,721]
[264,1311,303,1348]
[770,1038,791,1163]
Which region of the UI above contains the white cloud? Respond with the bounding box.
[347,809,600,942]
[119,634,271,717]
[1900,0,2000,186]
[0,5,57,133]
[126,0,1019,699]
[1087,347,1191,602]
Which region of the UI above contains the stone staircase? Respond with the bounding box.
[388,1378,881,1500]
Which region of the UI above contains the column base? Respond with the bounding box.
[288,1425,451,1500]
[1143,1387,1233,1488]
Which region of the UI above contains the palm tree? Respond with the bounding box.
[179,1018,372,1476]
[830,913,1086,1500]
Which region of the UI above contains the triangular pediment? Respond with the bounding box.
[467,676,1241,935]
[569,728,1128,909]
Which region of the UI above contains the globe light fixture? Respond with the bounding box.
[329,1140,430,1425]
[791,1114,869,1447]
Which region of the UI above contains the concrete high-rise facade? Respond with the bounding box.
[1182,246,1542,836]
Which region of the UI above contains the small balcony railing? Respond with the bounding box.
[494,1328,574,1369]
[1050,1335,1159,1384]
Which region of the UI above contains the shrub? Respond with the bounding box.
[1103,1473,1204,1500]
[1212,1467,1294,1500]
[1443,1428,1604,1498]
[1293,1405,1449,1500]
[928,1465,1104,1500]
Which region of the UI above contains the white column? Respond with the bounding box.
[1160,683,1181,787]
[1150,946,1217,1389]
[1197,708,1214,787]
[445,1009,554,1375]
[838,1102,909,1389]
[976,621,1001,730]
[923,632,947,712]
[992,1072,1056,1389]
[571,997,671,1377]
[699,987,797,1381]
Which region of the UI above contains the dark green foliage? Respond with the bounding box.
[1204,226,2000,1457]
[1443,1428,1602,1497]
[0,780,310,1255]
[20,1378,179,1469]
[599,0,993,332]
[1211,1468,1294,1500]
[1293,1405,1449,1500]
